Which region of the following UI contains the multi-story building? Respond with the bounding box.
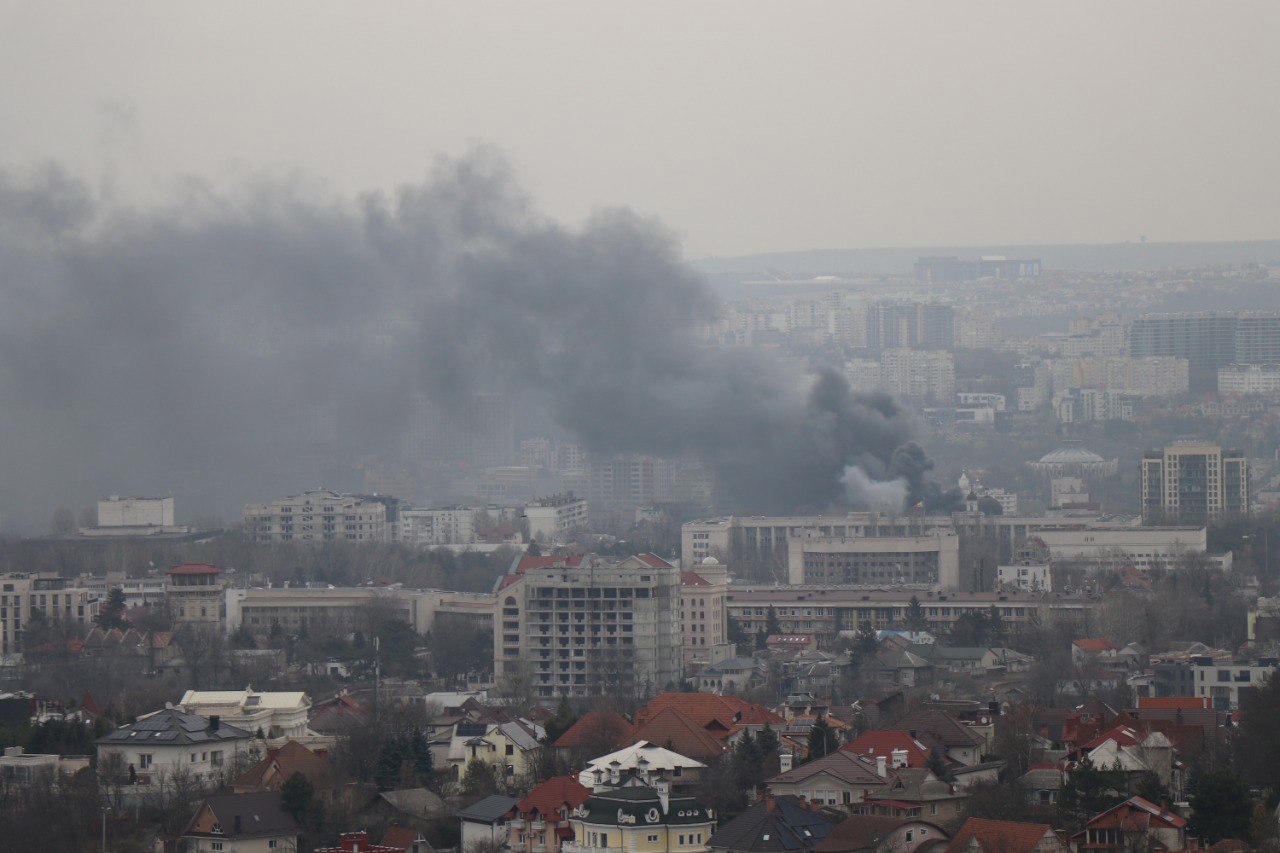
[681,560,728,674]
[997,562,1052,592]
[97,495,175,527]
[914,256,1041,283]
[0,573,100,654]
[564,786,715,853]
[494,554,682,700]
[786,530,961,589]
[1131,311,1280,390]
[866,302,954,350]
[878,349,956,405]
[243,489,392,544]
[1188,655,1278,710]
[1034,526,1210,571]
[225,586,494,636]
[1049,356,1189,398]
[175,688,311,740]
[726,588,1093,637]
[1217,364,1280,394]
[167,564,228,629]
[1141,442,1249,523]
[79,495,191,538]
[524,493,589,544]
[399,505,496,547]
[681,514,956,570]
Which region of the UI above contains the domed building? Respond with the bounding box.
[1028,445,1118,478]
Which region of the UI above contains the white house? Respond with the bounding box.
[95,709,252,788]
[175,688,312,739]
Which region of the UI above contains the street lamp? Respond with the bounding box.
[102,804,111,853]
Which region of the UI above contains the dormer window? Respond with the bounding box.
[211,822,223,835]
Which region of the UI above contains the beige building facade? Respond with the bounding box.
[495,554,682,700]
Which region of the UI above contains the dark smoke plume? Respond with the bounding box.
[0,152,940,530]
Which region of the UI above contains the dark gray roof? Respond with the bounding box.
[98,708,252,746]
[579,787,713,827]
[184,791,298,840]
[708,796,836,853]
[460,794,520,822]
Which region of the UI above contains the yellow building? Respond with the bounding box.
[565,786,715,853]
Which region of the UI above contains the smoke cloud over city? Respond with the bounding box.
[0,152,945,529]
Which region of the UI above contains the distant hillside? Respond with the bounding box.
[690,239,1280,278]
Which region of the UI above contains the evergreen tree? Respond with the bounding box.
[410,728,434,786]
[805,717,839,763]
[281,771,315,822]
[542,697,579,745]
[1134,770,1171,806]
[95,588,128,630]
[1058,756,1126,829]
[756,725,779,756]
[904,596,928,632]
[853,623,878,656]
[374,736,405,791]
[1188,767,1252,843]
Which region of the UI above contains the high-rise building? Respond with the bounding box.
[1141,442,1249,523]
[866,302,954,350]
[1131,311,1280,390]
[878,349,956,404]
[495,554,682,699]
[680,559,728,674]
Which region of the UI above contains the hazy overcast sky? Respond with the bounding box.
[2,2,1277,257]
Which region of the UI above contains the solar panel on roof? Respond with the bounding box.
[132,717,171,731]
[154,731,178,741]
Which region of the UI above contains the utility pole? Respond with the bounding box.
[101,804,110,853]
[374,635,381,705]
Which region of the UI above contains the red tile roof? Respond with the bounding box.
[1073,638,1117,652]
[944,818,1055,853]
[553,711,635,750]
[167,562,221,575]
[1136,697,1210,711]
[840,731,931,768]
[635,553,675,569]
[630,707,730,760]
[499,554,589,590]
[634,692,783,731]
[513,775,593,820]
[681,571,711,586]
[379,827,423,851]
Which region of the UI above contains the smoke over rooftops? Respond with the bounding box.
[0,151,949,529]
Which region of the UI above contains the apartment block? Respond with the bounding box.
[495,554,682,699]
[0,574,101,654]
[1141,442,1249,523]
[243,489,392,543]
[523,493,589,544]
[681,559,728,674]
[1218,364,1280,394]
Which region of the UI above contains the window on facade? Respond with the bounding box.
[139,754,153,768]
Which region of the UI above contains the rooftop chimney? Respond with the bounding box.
[208,715,220,732]
[876,755,887,778]
[779,753,793,773]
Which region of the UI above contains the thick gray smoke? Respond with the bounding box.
[0,153,940,530]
